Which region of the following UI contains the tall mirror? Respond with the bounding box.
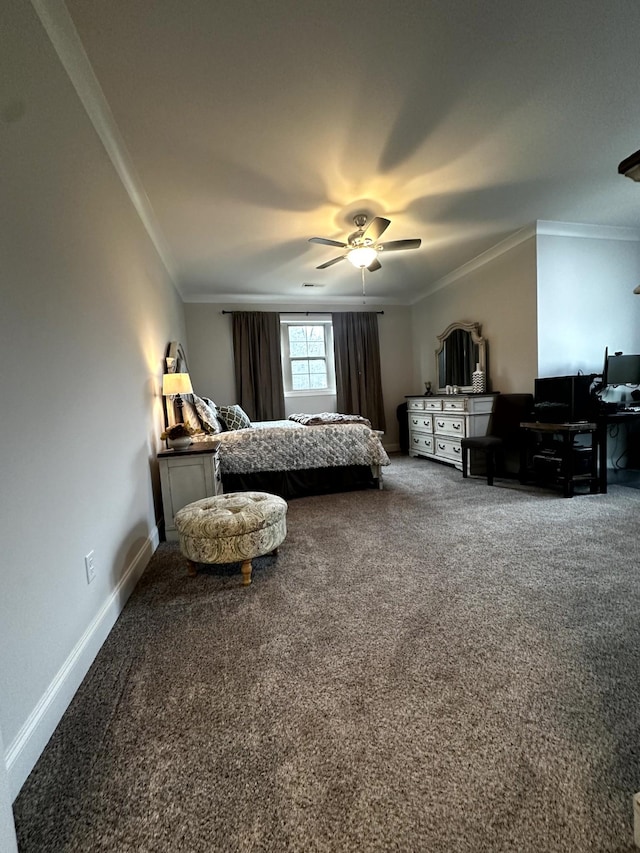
[435,322,486,392]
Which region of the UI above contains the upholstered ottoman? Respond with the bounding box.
[174,492,288,586]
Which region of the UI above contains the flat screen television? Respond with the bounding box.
[603,352,640,386]
[533,374,597,423]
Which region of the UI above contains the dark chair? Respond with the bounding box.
[461,393,534,485]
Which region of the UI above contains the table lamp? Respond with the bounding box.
[162,372,193,398]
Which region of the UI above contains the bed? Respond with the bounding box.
[163,341,390,499]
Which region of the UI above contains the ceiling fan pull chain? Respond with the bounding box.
[361,266,366,302]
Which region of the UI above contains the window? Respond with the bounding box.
[280,316,336,395]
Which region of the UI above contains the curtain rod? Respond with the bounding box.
[221,310,384,315]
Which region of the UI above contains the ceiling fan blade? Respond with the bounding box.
[309,237,347,248]
[367,258,382,272]
[364,217,391,241]
[316,255,346,269]
[379,239,421,252]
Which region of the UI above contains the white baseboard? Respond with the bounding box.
[5,526,160,800]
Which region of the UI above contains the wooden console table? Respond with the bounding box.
[519,421,599,498]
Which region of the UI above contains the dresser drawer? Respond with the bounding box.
[443,399,466,412]
[405,392,494,472]
[410,433,434,454]
[434,415,466,437]
[434,437,463,463]
[409,413,433,432]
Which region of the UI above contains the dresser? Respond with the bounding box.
[158,442,222,541]
[406,394,496,471]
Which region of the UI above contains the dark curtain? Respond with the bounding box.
[332,312,386,431]
[232,312,285,421]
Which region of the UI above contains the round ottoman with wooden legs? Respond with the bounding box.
[174,492,288,586]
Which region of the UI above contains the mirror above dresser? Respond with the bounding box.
[435,321,486,393]
[404,321,493,473]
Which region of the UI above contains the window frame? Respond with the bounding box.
[280,315,336,397]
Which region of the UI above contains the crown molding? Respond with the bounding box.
[412,223,537,303]
[180,292,407,305]
[30,0,178,288]
[412,219,640,305]
[536,220,640,241]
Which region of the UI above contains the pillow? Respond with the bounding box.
[179,398,202,433]
[194,395,223,434]
[217,404,252,431]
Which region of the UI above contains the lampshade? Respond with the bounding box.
[347,246,378,268]
[162,372,193,396]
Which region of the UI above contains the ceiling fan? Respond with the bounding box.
[309,214,421,272]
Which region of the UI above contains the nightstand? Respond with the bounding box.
[158,441,222,541]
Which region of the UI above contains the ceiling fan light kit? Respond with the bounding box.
[309,214,421,274]
[618,148,640,182]
[347,246,378,268]
[617,151,640,292]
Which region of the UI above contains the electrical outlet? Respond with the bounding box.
[84,550,96,584]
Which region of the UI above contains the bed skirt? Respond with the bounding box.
[221,465,379,499]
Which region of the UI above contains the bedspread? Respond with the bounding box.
[212,422,390,475]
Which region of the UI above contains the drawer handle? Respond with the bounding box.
[438,443,446,450]
[453,446,461,454]
[413,437,419,443]
[422,420,430,426]
[412,419,418,425]
[453,423,461,430]
[437,421,445,428]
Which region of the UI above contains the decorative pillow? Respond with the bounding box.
[217,404,252,431]
[194,395,223,434]
[180,398,202,433]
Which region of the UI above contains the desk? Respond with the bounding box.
[597,410,640,493]
[519,422,599,497]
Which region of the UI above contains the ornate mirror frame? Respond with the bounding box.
[435,322,486,393]
[164,341,190,428]
[165,340,189,376]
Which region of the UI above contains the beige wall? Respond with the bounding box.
[0,0,185,807]
[184,239,538,447]
[410,236,538,396]
[184,302,413,448]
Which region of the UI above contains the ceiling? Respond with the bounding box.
[59,0,640,304]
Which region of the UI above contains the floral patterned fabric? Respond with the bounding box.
[174,492,287,565]
[211,422,389,475]
[180,399,202,433]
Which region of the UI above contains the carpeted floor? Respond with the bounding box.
[12,455,640,852]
